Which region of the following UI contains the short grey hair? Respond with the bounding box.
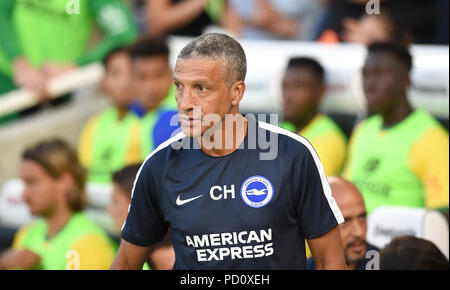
[177,33,247,86]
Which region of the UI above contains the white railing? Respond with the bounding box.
[0,62,104,118]
[0,38,448,119]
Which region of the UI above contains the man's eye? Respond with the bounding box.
[198,86,206,91]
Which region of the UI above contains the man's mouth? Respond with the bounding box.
[180,116,201,126]
[347,240,366,253]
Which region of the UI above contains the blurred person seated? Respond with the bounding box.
[268,0,327,41]
[307,177,379,270]
[380,236,448,270]
[280,57,347,176]
[128,37,180,158]
[343,42,449,215]
[280,57,347,259]
[228,0,302,40]
[317,0,389,43]
[78,47,142,184]
[145,0,241,38]
[0,139,116,270]
[0,0,138,121]
[319,10,411,45]
[108,164,175,270]
[317,0,438,44]
[340,12,412,46]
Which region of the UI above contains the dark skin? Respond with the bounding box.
[110,56,345,270]
[282,67,325,133]
[362,51,413,126]
[133,55,173,114]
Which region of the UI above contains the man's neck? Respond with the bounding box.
[293,111,318,133]
[198,114,248,157]
[144,99,163,115]
[144,85,172,114]
[116,106,128,120]
[380,97,413,127]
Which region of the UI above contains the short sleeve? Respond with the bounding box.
[70,234,116,270]
[409,126,449,209]
[152,110,180,149]
[310,132,347,176]
[16,222,46,256]
[296,145,343,239]
[11,224,33,250]
[121,159,169,246]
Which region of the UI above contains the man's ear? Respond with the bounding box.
[99,78,107,93]
[57,172,75,196]
[316,84,326,103]
[403,76,411,90]
[230,80,246,106]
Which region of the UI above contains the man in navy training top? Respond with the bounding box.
[111,32,345,270]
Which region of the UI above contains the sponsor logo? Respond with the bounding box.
[240,175,274,208]
[186,228,274,262]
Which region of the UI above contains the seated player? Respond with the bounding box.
[343,42,449,215]
[280,57,348,259]
[380,236,448,270]
[108,164,175,270]
[128,37,180,158]
[78,47,142,184]
[0,0,137,124]
[280,57,347,176]
[0,139,116,270]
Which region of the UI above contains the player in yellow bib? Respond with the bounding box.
[127,38,180,158]
[0,0,137,125]
[0,139,116,270]
[279,57,347,259]
[78,48,142,184]
[343,42,449,215]
[280,57,347,177]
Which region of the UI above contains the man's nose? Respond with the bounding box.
[179,87,196,112]
[351,219,365,238]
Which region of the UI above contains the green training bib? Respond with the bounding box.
[347,109,439,214]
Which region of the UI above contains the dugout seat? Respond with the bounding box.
[367,206,449,259]
[0,179,34,228]
[86,182,113,209]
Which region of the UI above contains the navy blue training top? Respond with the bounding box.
[122,117,344,269]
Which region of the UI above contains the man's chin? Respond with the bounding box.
[28,207,40,216]
[345,248,367,264]
[180,125,202,138]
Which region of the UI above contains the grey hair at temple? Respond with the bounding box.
[177,33,247,87]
